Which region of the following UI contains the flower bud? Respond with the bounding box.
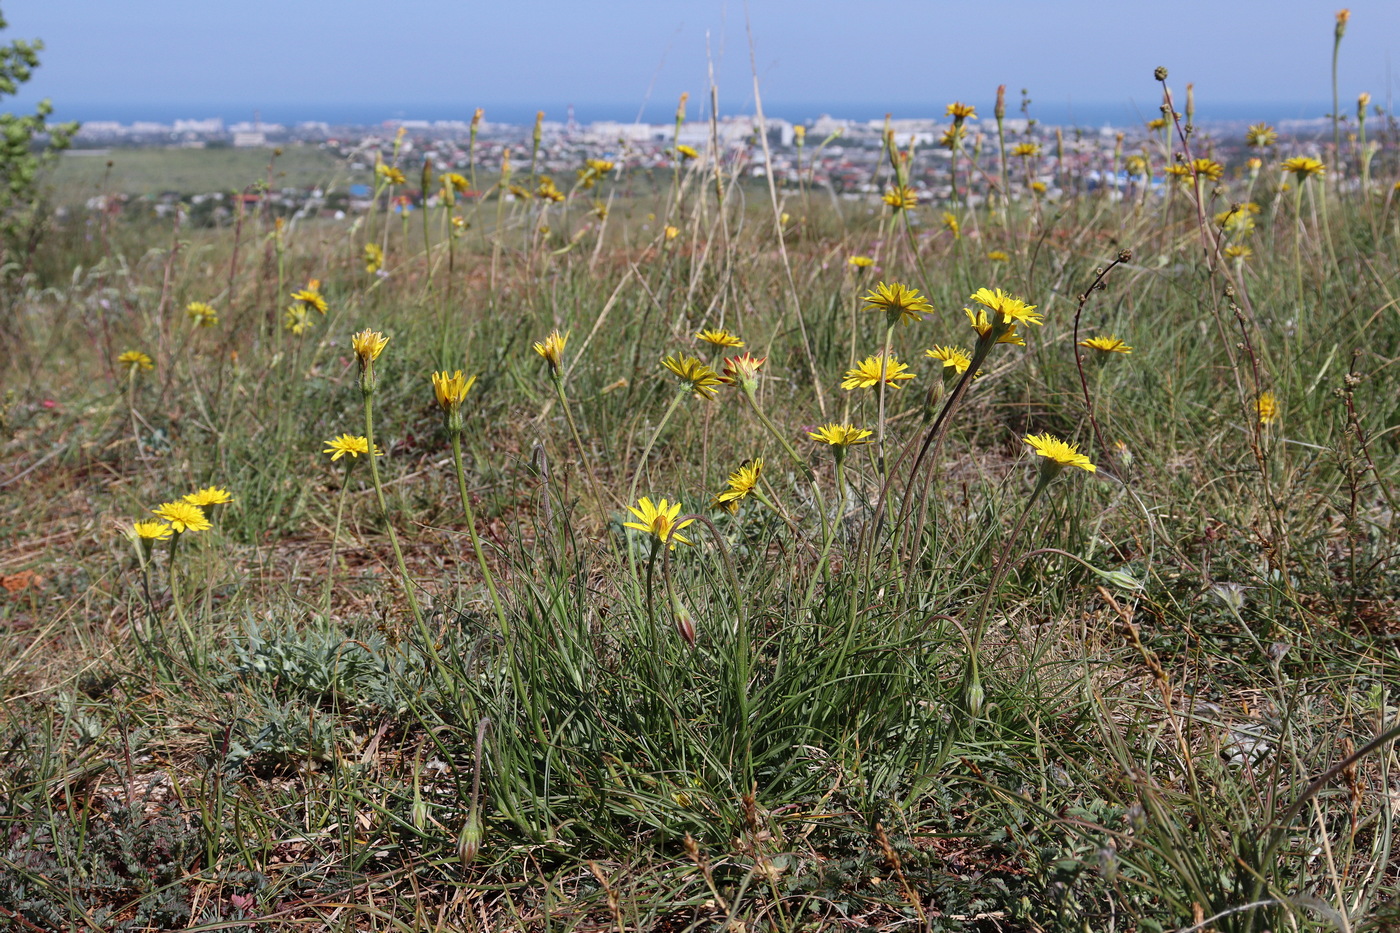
[457,808,483,866]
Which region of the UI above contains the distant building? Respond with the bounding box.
[232,131,268,148]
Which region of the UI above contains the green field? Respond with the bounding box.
[3,97,1399,933]
[49,144,355,202]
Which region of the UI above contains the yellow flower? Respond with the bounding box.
[1189,158,1224,181]
[1024,433,1095,474]
[442,172,470,193]
[939,125,966,149]
[969,287,1041,327]
[351,329,389,364]
[323,434,380,461]
[712,458,763,511]
[1246,124,1278,148]
[965,307,1027,346]
[1030,181,1047,194]
[925,345,976,375]
[1012,142,1041,157]
[808,423,873,447]
[591,201,608,221]
[1214,203,1260,233]
[719,353,766,391]
[1224,244,1253,261]
[941,212,961,238]
[623,497,694,548]
[1257,391,1279,425]
[696,328,744,348]
[431,370,477,410]
[664,225,680,240]
[184,486,234,507]
[676,144,699,159]
[847,255,875,269]
[945,101,977,120]
[364,243,384,274]
[1078,335,1133,354]
[284,305,314,334]
[1281,156,1325,179]
[291,280,328,314]
[882,185,918,211]
[151,501,212,533]
[1164,164,1191,180]
[508,184,533,200]
[986,250,1009,262]
[1125,155,1148,177]
[842,354,915,390]
[1146,117,1168,131]
[862,281,934,325]
[1246,157,1262,173]
[117,350,154,373]
[533,329,569,373]
[661,354,725,399]
[185,301,219,327]
[793,125,806,141]
[376,163,406,185]
[536,177,565,202]
[132,520,172,541]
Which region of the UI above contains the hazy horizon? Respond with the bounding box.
[4,0,1396,133]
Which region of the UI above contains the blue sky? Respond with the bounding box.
[4,1,1397,124]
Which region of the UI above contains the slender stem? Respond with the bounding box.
[323,460,353,613]
[450,431,510,635]
[969,478,1048,655]
[362,385,425,629]
[167,533,198,658]
[553,373,611,532]
[627,390,688,511]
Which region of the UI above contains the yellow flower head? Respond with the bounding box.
[431,370,477,411]
[184,486,234,507]
[118,350,154,373]
[970,287,1042,327]
[284,305,314,335]
[696,328,744,349]
[941,212,961,238]
[986,250,1009,262]
[533,329,569,373]
[945,101,977,120]
[364,243,384,274]
[323,434,380,461]
[1281,156,1325,179]
[661,354,725,399]
[676,144,699,160]
[376,163,406,185]
[1224,244,1253,261]
[1246,123,1278,148]
[1146,117,1169,131]
[862,281,934,326]
[1078,335,1133,355]
[842,354,915,391]
[586,158,614,174]
[351,329,389,364]
[1190,158,1224,181]
[847,255,875,269]
[1257,391,1279,425]
[185,301,219,327]
[965,307,1027,346]
[1125,155,1148,177]
[623,497,694,548]
[291,281,328,314]
[719,353,766,391]
[443,172,470,193]
[132,520,172,542]
[1164,164,1191,180]
[1030,181,1047,194]
[925,345,976,375]
[509,184,533,200]
[1024,433,1095,475]
[536,177,565,202]
[939,125,966,149]
[807,423,873,447]
[882,185,918,211]
[712,458,763,512]
[664,225,680,240]
[152,501,212,533]
[1012,142,1041,158]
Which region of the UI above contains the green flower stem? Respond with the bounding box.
[969,474,1049,657]
[323,458,354,614]
[449,431,510,640]
[627,389,688,513]
[361,381,426,631]
[552,372,611,533]
[875,322,896,480]
[167,532,198,657]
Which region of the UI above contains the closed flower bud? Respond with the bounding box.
[457,808,483,866]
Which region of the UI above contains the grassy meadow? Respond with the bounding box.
[2,84,1399,932]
